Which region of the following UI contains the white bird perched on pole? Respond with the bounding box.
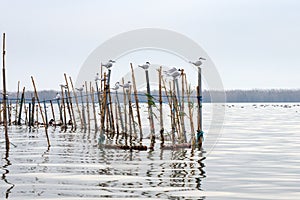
[168,70,181,79]
[189,57,206,67]
[111,82,120,90]
[75,86,84,92]
[163,67,177,75]
[138,62,150,70]
[101,60,115,69]
[55,92,61,100]
[119,81,131,89]
[95,73,101,81]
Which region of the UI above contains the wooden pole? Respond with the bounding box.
[85,81,91,133]
[60,86,67,131]
[145,69,155,150]
[180,69,187,143]
[99,73,107,143]
[121,78,128,146]
[64,74,76,131]
[43,100,48,128]
[31,96,35,127]
[49,100,55,126]
[17,87,25,125]
[197,66,203,149]
[31,76,50,147]
[158,67,164,146]
[69,77,83,129]
[127,86,133,150]
[114,98,120,144]
[185,74,195,147]
[63,86,73,131]
[15,81,20,124]
[90,84,98,133]
[2,33,9,151]
[130,63,143,143]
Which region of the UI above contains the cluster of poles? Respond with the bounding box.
[1,33,205,152]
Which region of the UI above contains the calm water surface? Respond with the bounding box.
[1,103,300,199]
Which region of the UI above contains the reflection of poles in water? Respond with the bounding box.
[2,151,15,199]
[2,33,9,151]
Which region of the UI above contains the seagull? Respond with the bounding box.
[138,62,150,70]
[168,70,181,79]
[189,57,206,67]
[119,81,131,89]
[95,73,101,81]
[163,67,177,75]
[111,82,120,90]
[55,93,61,100]
[101,60,115,69]
[75,85,84,92]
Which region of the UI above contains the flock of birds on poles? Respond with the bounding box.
[1,33,206,152]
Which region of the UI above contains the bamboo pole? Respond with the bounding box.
[43,100,48,128]
[127,86,133,150]
[85,81,91,133]
[184,74,195,147]
[90,84,98,133]
[8,101,12,126]
[158,67,164,146]
[49,100,55,126]
[2,33,9,151]
[197,66,203,149]
[114,98,120,144]
[115,89,124,134]
[63,85,73,131]
[17,87,25,126]
[145,69,155,150]
[130,63,143,143]
[121,78,128,146]
[108,83,115,137]
[31,76,50,147]
[15,81,20,124]
[31,96,35,128]
[69,77,83,129]
[99,73,107,143]
[60,86,67,131]
[180,69,187,143]
[162,77,175,145]
[64,74,76,131]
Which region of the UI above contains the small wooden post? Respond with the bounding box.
[2,33,9,151]
[17,87,25,126]
[145,69,155,150]
[31,76,50,147]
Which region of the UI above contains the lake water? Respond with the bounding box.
[1,103,300,199]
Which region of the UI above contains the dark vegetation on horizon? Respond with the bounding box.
[3,89,300,103]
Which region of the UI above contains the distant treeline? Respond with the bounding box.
[3,89,300,103]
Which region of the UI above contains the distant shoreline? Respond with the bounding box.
[2,89,300,103]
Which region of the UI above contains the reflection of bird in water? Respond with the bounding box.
[189,57,206,66]
[138,62,150,70]
[119,81,131,89]
[101,60,115,69]
[111,82,120,90]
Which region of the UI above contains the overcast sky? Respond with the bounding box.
[1,0,300,91]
